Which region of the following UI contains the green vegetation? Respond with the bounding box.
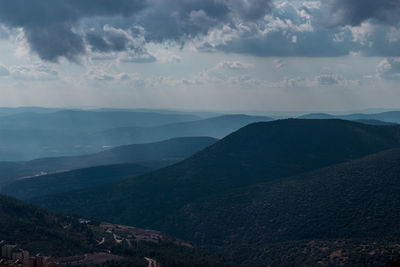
[0,194,239,266]
[6,119,400,265]
[158,149,400,265]
[32,119,400,228]
[2,163,152,200]
[0,194,95,256]
[27,119,400,265]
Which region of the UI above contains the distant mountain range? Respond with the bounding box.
[1,137,217,198]
[31,120,400,237]
[93,114,273,146]
[0,137,217,187]
[0,112,270,161]
[299,111,400,124]
[0,109,201,130]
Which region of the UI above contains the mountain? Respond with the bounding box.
[300,111,400,124]
[0,114,268,161]
[354,119,397,126]
[297,113,337,119]
[0,107,62,116]
[32,119,400,229]
[0,137,217,184]
[93,114,273,146]
[2,163,153,200]
[158,149,400,266]
[0,109,201,130]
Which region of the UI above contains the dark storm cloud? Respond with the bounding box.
[206,1,400,58]
[0,0,273,62]
[328,0,400,26]
[0,0,146,62]
[215,28,356,57]
[135,0,273,43]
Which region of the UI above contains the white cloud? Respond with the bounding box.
[9,64,58,81]
[153,50,182,64]
[215,60,254,71]
[377,58,400,80]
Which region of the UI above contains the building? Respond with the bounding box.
[1,245,16,260]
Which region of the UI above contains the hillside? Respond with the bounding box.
[32,119,400,229]
[0,194,95,256]
[0,194,236,266]
[0,137,217,184]
[2,163,153,200]
[158,149,400,266]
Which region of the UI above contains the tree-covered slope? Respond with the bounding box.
[2,163,153,200]
[32,119,400,228]
[0,194,238,266]
[23,136,217,172]
[158,149,400,265]
[0,136,217,185]
[0,194,95,256]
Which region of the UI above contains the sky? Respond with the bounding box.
[0,0,399,112]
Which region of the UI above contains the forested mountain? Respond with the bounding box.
[0,137,217,185]
[2,163,153,199]
[158,149,400,265]
[10,119,400,266]
[32,120,400,228]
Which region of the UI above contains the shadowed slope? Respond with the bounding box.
[32,119,400,228]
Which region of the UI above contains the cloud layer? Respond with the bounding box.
[0,0,273,62]
[0,0,399,62]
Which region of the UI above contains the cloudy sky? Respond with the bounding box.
[0,0,399,112]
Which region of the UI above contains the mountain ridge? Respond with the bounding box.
[32,119,400,228]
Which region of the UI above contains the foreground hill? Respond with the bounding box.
[159,149,400,266]
[0,195,236,266]
[0,194,95,256]
[32,119,400,229]
[0,137,217,185]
